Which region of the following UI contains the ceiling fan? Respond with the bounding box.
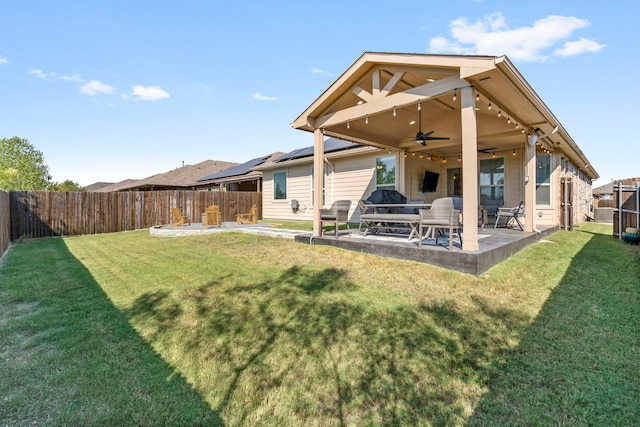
[415,101,449,146]
[478,147,497,153]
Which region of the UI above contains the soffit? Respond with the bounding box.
[292,52,597,179]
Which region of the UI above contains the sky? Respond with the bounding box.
[1,0,638,187]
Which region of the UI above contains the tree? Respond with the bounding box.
[0,137,52,191]
[49,180,85,192]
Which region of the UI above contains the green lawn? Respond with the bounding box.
[0,223,638,426]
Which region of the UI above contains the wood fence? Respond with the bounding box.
[0,191,10,258]
[613,184,639,238]
[9,190,261,241]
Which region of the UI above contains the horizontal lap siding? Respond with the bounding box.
[262,153,378,222]
[8,190,261,241]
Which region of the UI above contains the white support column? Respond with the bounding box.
[524,137,537,232]
[460,86,479,251]
[312,129,324,236]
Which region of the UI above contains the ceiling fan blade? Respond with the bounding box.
[424,136,450,141]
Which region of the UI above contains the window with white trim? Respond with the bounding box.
[311,165,327,206]
[273,170,287,200]
[375,155,396,191]
[536,154,551,205]
[479,157,504,204]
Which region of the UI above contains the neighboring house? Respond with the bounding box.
[84,182,114,192]
[195,152,285,191]
[93,179,140,193]
[593,177,640,207]
[593,182,615,207]
[263,52,598,251]
[94,160,239,192]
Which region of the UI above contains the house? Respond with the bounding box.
[94,160,238,192]
[195,152,285,191]
[592,182,615,207]
[261,52,598,251]
[593,177,640,207]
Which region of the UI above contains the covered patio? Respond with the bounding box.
[291,52,597,253]
[296,224,558,275]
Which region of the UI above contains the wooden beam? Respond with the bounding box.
[315,76,467,129]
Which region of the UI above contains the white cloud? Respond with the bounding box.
[59,74,85,82]
[129,85,170,101]
[428,12,603,62]
[312,68,333,77]
[253,92,278,101]
[0,57,7,64]
[29,69,56,80]
[80,80,116,96]
[554,37,606,57]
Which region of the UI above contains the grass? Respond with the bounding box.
[0,223,638,426]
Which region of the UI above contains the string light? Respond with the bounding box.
[365,115,368,124]
[476,91,480,102]
[452,90,457,102]
[419,152,424,159]
[347,121,350,129]
[488,100,492,110]
[498,108,502,118]
[393,106,397,117]
[457,156,461,162]
[403,152,407,158]
[512,150,517,156]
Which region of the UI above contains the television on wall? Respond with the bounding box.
[421,171,439,193]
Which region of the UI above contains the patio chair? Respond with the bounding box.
[418,197,462,250]
[236,204,258,224]
[170,207,191,227]
[320,200,352,237]
[494,201,525,230]
[204,205,221,228]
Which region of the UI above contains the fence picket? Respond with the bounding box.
[4,190,261,241]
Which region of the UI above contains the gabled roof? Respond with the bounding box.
[84,182,114,192]
[93,179,139,192]
[96,160,239,191]
[197,152,284,183]
[291,51,598,180]
[275,139,359,163]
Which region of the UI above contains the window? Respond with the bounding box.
[536,154,551,205]
[311,165,327,206]
[273,171,287,200]
[376,155,396,190]
[447,168,462,196]
[479,157,505,204]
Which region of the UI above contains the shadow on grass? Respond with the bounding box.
[0,238,222,426]
[468,227,640,425]
[126,265,531,425]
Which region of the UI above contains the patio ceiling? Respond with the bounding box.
[292,52,597,179]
